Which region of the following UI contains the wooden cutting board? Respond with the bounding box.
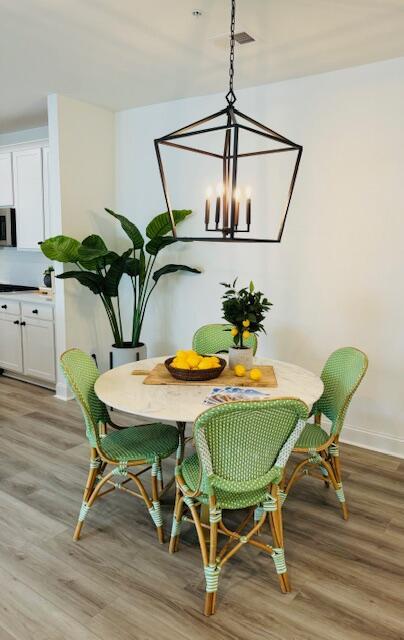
[141,363,278,388]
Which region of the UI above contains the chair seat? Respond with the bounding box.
[181,453,268,510]
[101,423,178,463]
[294,422,329,450]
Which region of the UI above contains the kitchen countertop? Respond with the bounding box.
[0,290,54,304]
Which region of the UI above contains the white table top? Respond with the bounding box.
[95,356,324,424]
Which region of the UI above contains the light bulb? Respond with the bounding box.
[206,186,213,198]
[216,182,224,196]
[246,186,252,199]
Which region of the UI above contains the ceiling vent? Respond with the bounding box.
[234,31,255,44]
[209,31,256,50]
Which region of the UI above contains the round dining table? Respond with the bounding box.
[96,355,323,526]
[95,355,324,424]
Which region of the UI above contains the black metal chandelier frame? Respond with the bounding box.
[154,0,303,243]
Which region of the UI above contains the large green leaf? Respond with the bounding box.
[40,236,80,263]
[105,208,144,249]
[104,249,132,297]
[77,235,111,270]
[123,257,140,277]
[78,235,109,261]
[152,263,201,284]
[145,236,177,256]
[57,270,105,294]
[146,210,192,239]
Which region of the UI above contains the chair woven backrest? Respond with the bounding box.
[194,398,308,494]
[192,323,258,355]
[60,349,109,447]
[315,347,368,435]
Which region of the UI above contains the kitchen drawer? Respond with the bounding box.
[21,302,53,321]
[0,298,20,316]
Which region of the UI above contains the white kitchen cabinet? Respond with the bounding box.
[0,152,14,206]
[0,295,56,387]
[13,147,44,249]
[21,316,55,383]
[0,315,23,373]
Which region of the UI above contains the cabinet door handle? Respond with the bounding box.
[13,320,19,325]
[20,321,26,326]
[32,309,38,314]
[1,304,7,309]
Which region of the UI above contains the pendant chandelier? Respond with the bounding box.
[154,0,303,243]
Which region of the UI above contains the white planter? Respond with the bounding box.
[228,346,254,371]
[110,342,147,368]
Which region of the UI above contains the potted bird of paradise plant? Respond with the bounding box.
[221,279,272,370]
[41,208,201,365]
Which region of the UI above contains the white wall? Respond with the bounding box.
[0,126,50,285]
[0,249,49,286]
[48,95,115,398]
[116,57,404,457]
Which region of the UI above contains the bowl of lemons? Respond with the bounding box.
[165,350,226,381]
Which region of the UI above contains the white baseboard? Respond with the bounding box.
[3,371,55,391]
[340,423,404,459]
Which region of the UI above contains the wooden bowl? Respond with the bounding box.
[164,356,226,382]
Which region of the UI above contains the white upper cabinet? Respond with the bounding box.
[0,152,14,206]
[13,147,44,250]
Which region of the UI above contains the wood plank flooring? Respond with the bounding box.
[0,375,403,640]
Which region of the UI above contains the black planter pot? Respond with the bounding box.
[44,274,52,288]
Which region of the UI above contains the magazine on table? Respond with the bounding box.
[204,386,271,406]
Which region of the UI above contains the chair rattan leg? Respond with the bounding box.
[73,452,102,541]
[330,448,348,520]
[204,506,219,616]
[269,486,291,594]
[151,462,164,544]
[158,464,164,493]
[320,450,330,488]
[74,469,116,540]
[321,457,348,521]
[176,422,186,466]
[169,489,184,554]
[284,457,310,498]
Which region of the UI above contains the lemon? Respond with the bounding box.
[242,330,251,340]
[198,358,214,370]
[242,319,250,327]
[187,353,202,369]
[250,368,262,381]
[172,359,189,370]
[234,364,246,377]
[230,327,239,337]
[176,350,187,358]
[209,360,221,368]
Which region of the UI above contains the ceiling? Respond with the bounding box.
[1,0,404,133]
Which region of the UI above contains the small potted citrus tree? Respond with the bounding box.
[221,279,272,370]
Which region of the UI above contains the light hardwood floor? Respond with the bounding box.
[0,375,403,640]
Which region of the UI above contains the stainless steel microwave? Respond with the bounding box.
[0,208,16,247]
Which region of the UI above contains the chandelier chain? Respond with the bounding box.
[226,0,237,105]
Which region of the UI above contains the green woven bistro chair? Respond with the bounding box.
[169,398,309,616]
[281,347,368,520]
[60,349,180,544]
[192,323,258,355]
